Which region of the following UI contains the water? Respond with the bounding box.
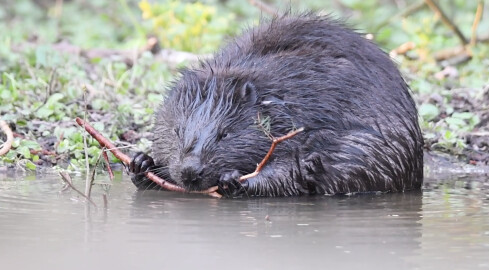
[0,171,488,270]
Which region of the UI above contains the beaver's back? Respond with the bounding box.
[150,14,423,195]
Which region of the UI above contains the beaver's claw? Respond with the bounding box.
[130,152,156,189]
[217,170,248,198]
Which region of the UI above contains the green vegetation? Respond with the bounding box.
[1,0,488,171]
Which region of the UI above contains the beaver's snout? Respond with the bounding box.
[173,156,205,187]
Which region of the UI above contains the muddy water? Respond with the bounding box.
[0,172,488,270]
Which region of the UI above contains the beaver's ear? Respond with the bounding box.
[238,81,257,105]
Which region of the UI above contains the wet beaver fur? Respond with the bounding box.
[129,14,424,197]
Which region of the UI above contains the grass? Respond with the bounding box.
[1,0,488,171]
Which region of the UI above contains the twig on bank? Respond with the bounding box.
[75,117,221,198]
[390,41,416,58]
[59,171,97,207]
[470,0,484,47]
[239,127,304,181]
[248,0,280,16]
[434,46,472,65]
[0,120,14,156]
[424,0,468,46]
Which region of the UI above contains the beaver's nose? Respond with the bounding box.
[180,156,204,185]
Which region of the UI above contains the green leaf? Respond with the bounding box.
[451,112,474,120]
[20,140,41,150]
[17,146,31,159]
[46,93,65,105]
[445,117,466,129]
[25,161,37,170]
[37,107,54,118]
[419,103,439,121]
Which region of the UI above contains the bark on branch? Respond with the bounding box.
[239,127,304,181]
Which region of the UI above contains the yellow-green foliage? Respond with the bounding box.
[139,0,236,53]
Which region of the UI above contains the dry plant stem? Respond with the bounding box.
[239,127,304,182]
[102,151,114,180]
[0,120,14,156]
[248,0,279,16]
[424,0,468,45]
[470,0,484,47]
[82,87,91,197]
[75,117,221,198]
[88,147,105,198]
[33,68,56,114]
[59,172,97,207]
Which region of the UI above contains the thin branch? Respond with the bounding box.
[240,127,304,181]
[59,172,97,207]
[82,86,91,197]
[424,0,468,45]
[102,151,114,181]
[470,0,484,47]
[75,117,221,198]
[248,0,280,16]
[0,120,14,156]
[87,147,105,198]
[33,68,56,114]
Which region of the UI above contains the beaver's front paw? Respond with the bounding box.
[130,152,156,189]
[217,170,248,198]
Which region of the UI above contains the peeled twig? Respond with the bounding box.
[59,172,97,207]
[240,127,304,181]
[75,117,221,198]
[0,120,14,156]
[390,41,416,58]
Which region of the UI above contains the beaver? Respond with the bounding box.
[129,14,424,198]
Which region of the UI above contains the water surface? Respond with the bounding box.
[0,171,488,270]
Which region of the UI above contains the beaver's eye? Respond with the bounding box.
[173,128,179,136]
[218,132,228,141]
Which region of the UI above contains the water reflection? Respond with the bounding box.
[0,173,488,270]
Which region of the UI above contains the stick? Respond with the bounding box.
[88,147,105,198]
[0,120,14,156]
[102,151,114,181]
[82,87,91,197]
[239,127,304,181]
[424,0,468,45]
[75,117,221,198]
[59,172,97,207]
[470,0,484,47]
